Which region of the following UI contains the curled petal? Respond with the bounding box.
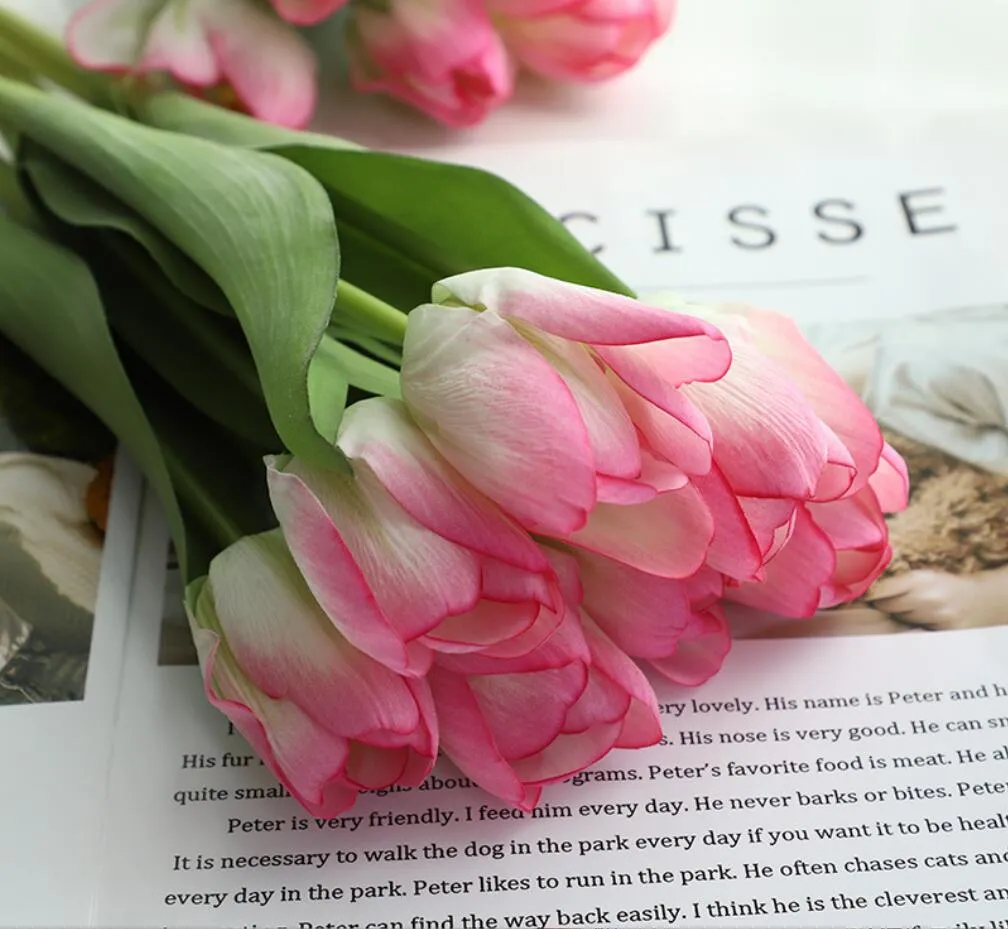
[691,465,763,581]
[267,455,486,675]
[427,666,541,809]
[203,531,428,740]
[648,605,731,686]
[402,304,597,534]
[869,442,910,513]
[339,397,549,572]
[432,267,726,347]
[564,481,714,578]
[683,338,830,500]
[727,508,837,617]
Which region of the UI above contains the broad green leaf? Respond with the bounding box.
[0,211,186,573]
[20,143,231,315]
[0,213,272,582]
[94,239,282,450]
[134,91,633,308]
[0,78,346,473]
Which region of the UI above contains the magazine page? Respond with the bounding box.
[95,148,1008,929]
[0,339,143,928]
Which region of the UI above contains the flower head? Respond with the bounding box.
[188,530,438,815]
[492,0,675,82]
[345,0,514,126]
[67,0,317,127]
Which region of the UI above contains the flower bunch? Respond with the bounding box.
[65,0,674,128]
[190,268,908,814]
[0,16,906,816]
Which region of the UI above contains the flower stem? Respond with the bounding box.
[0,6,112,107]
[335,280,409,346]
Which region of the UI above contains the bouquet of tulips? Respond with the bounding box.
[0,8,907,816]
[61,0,675,128]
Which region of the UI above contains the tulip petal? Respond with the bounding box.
[422,599,538,651]
[433,268,727,347]
[470,663,589,759]
[727,508,837,616]
[691,465,763,581]
[206,531,429,739]
[579,616,662,748]
[190,625,359,816]
[739,497,798,560]
[202,0,318,127]
[269,456,486,673]
[520,328,640,479]
[427,666,542,809]
[869,442,910,513]
[564,482,713,578]
[611,376,713,475]
[143,1,218,84]
[731,306,884,496]
[648,605,731,686]
[338,397,548,572]
[510,723,622,784]
[402,304,597,534]
[683,338,829,500]
[574,547,694,658]
[270,0,348,24]
[67,0,165,70]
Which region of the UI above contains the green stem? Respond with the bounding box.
[0,6,112,107]
[335,280,409,346]
[317,334,402,399]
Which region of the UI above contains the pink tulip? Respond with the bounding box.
[672,304,910,616]
[428,553,661,808]
[400,268,732,579]
[67,0,317,128]
[568,545,731,685]
[491,0,674,82]
[187,530,437,816]
[269,0,348,25]
[345,0,514,127]
[267,397,564,677]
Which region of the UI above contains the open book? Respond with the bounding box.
[2,144,1007,929]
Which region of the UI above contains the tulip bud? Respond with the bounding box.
[267,397,563,676]
[187,529,438,815]
[491,0,675,83]
[67,0,317,127]
[345,0,514,126]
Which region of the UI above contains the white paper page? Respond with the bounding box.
[96,149,1008,929]
[0,448,142,929]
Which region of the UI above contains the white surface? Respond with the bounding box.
[6,0,1008,156]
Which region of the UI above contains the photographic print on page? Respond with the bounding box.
[95,147,1008,929]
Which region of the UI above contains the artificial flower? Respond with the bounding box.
[399,267,731,578]
[428,552,660,808]
[345,0,514,126]
[66,0,317,127]
[492,0,674,82]
[267,397,563,677]
[187,529,438,816]
[670,303,911,616]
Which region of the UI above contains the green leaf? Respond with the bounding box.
[93,238,282,451]
[318,338,401,400]
[0,213,273,582]
[0,211,187,574]
[20,142,231,315]
[134,91,633,308]
[0,77,346,474]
